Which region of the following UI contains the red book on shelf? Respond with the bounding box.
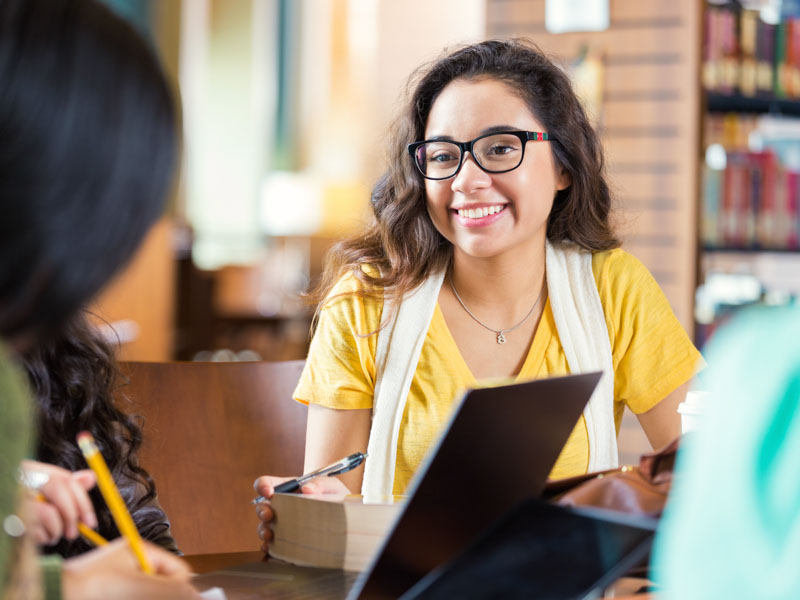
[745,153,759,246]
[791,18,800,97]
[771,164,788,249]
[788,170,799,249]
[702,164,723,246]
[755,151,777,247]
[722,153,747,246]
[703,6,720,91]
[720,6,739,94]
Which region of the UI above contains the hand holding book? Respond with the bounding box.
[253,472,352,554]
[267,493,403,571]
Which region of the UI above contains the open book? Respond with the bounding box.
[268,493,404,572]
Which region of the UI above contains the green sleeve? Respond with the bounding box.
[39,555,63,600]
[0,345,35,595]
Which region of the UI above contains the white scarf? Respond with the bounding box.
[361,241,617,500]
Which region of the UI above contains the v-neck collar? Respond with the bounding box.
[431,296,554,385]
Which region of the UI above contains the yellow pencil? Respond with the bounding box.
[77,431,153,574]
[34,493,108,547]
[78,522,108,547]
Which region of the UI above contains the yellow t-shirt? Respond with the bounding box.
[294,249,702,494]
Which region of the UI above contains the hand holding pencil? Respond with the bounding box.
[22,434,200,597]
[20,459,99,546]
[61,537,201,600]
[32,493,108,547]
[67,431,201,599]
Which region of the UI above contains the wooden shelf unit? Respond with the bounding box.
[698,1,800,317]
[706,91,800,116]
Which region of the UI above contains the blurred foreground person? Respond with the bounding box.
[0,0,198,597]
[654,306,800,599]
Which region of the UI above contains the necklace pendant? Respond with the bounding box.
[497,332,506,344]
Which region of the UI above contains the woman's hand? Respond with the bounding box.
[61,538,201,599]
[253,475,351,554]
[20,459,97,544]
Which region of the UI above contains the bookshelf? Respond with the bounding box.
[703,245,800,253]
[707,91,800,115]
[697,0,800,345]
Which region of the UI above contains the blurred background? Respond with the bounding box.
[91,0,799,366]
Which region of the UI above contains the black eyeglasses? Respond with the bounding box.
[407,130,554,180]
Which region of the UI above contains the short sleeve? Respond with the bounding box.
[293,274,382,410]
[595,250,703,414]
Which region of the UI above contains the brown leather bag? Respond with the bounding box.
[541,437,681,518]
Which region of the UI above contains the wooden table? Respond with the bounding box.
[185,553,656,598]
[185,551,265,575]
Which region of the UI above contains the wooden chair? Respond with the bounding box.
[119,360,307,555]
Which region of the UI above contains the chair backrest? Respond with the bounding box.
[119,360,307,555]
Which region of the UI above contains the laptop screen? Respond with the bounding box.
[400,500,656,600]
[351,372,602,599]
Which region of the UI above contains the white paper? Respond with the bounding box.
[545,0,609,34]
[200,587,227,600]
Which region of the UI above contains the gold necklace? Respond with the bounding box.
[449,274,546,344]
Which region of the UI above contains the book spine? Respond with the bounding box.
[757,21,777,94]
[776,19,789,96]
[703,6,719,91]
[702,164,722,247]
[772,164,787,248]
[747,153,760,247]
[789,170,799,249]
[722,153,742,246]
[792,18,800,97]
[740,9,758,96]
[757,151,777,247]
[720,6,740,94]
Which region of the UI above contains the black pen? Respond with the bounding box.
[251,452,368,504]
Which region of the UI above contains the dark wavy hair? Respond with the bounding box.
[22,312,171,557]
[311,39,618,313]
[0,0,176,342]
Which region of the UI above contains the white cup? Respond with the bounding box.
[677,391,711,434]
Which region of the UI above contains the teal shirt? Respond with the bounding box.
[654,306,800,599]
[0,343,35,595]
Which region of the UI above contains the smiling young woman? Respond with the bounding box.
[254,39,703,553]
[422,78,567,265]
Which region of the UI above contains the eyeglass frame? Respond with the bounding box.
[406,130,555,181]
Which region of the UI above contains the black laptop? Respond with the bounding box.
[193,372,603,599]
[399,500,656,600]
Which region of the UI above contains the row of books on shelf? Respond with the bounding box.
[704,3,800,98]
[702,150,800,249]
[704,112,759,152]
